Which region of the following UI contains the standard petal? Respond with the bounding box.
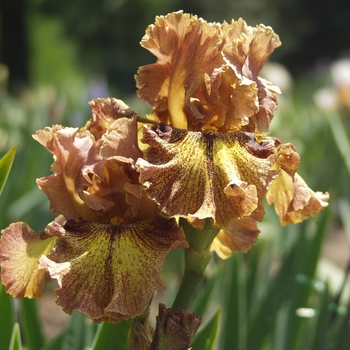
[210,216,260,258]
[221,20,281,131]
[0,222,56,298]
[137,125,279,228]
[39,219,187,323]
[136,11,224,129]
[136,12,282,132]
[222,20,281,79]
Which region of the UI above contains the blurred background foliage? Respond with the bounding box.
[1,0,350,95]
[1,0,350,349]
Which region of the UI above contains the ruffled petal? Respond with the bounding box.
[266,171,329,226]
[34,126,100,221]
[88,98,143,163]
[150,303,201,350]
[34,98,147,223]
[221,20,281,131]
[266,143,329,225]
[136,12,281,132]
[136,11,224,129]
[221,19,281,79]
[86,98,138,140]
[211,216,260,258]
[39,219,187,323]
[137,124,279,228]
[0,222,56,298]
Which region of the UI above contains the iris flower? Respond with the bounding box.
[0,11,328,330]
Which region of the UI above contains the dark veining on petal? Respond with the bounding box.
[237,132,280,159]
[63,220,120,310]
[203,133,215,174]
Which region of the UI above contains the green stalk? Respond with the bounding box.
[172,219,218,311]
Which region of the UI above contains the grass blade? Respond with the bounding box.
[90,319,132,350]
[0,144,17,196]
[247,241,297,350]
[191,307,221,350]
[220,253,247,350]
[282,211,330,350]
[9,323,22,350]
[20,298,45,350]
[325,111,350,176]
[0,283,15,350]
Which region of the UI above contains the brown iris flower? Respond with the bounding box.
[135,11,328,258]
[0,99,187,323]
[0,11,328,326]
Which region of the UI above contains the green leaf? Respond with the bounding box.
[0,283,15,350]
[20,298,45,350]
[59,312,90,350]
[325,111,350,177]
[191,307,221,350]
[280,210,330,350]
[192,273,217,317]
[90,319,133,350]
[9,323,22,350]
[307,284,329,350]
[0,144,18,196]
[220,253,247,350]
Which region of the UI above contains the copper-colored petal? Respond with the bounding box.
[34,99,144,223]
[137,125,278,228]
[184,64,260,132]
[266,171,329,226]
[99,106,143,164]
[34,126,100,221]
[242,76,281,132]
[137,12,282,132]
[86,98,138,140]
[221,20,281,131]
[82,160,132,221]
[266,141,328,225]
[211,216,260,258]
[150,303,201,350]
[39,219,187,323]
[136,11,224,129]
[0,222,56,299]
[221,19,281,80]
[268,142,300,175]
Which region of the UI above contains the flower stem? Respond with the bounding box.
[172,219,219,310]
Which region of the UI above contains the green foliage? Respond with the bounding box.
[192,307,221,350]
[20,298,45,350]
[0,283,15,350]
[9,324,22,350]
[0,144,17,196]
[90,320,133,350]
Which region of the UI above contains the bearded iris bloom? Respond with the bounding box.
[0,10,328,330]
